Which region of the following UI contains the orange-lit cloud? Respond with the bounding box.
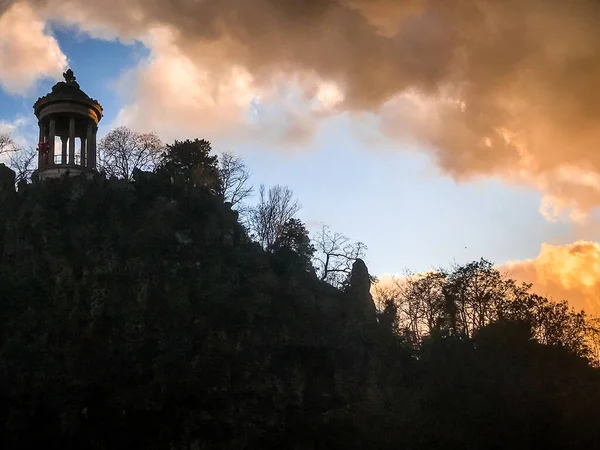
[504,241,600,316]
[0,2,66,93]
[3,0,600,217]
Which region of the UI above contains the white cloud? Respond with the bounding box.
[0,2,67,94]
[0,116,36,147]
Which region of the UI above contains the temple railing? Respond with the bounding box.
[53,155,82,165]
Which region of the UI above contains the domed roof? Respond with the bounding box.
[33,69,103,120]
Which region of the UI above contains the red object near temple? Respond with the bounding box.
[37,141,50,154]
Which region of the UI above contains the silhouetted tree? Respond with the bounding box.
[374,260,597,360]
[440,259,508,338]
[8,146,36,183]
[0,132,16,157]
[587,317,600,366]
[313,224,367,287]
[501,293,591,358]
[249,184,300,249]
[270,218,315,273]
[98,126,163,180]
[156,138,220,193]
[218,151,253,208]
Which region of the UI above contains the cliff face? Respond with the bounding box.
[0,172,386,450]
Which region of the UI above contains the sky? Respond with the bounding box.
[2,0,600,314]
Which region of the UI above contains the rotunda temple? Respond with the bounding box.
[33,69,103,180]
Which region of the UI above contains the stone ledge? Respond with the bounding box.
[35,165,95,180]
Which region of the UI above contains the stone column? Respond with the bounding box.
[92,126,98,169]
[61,136,68,165]
[80,136,87,167]
[68,117,76,164]
[86,122,94,169]
[37,122,44,168]
[48,119,56,166]
[86,122,97,169]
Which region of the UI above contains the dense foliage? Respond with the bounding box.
[1,139,600,449]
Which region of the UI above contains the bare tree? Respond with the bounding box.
[312,224,367,287]
[1,133,35,184]
[8,146,37,183]
[0,133,15,157]
[249,184,300,249]
[373,271,448,344]
[218,151,253,207]
[98,126,164,180]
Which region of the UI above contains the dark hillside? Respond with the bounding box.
[1,157,600,449]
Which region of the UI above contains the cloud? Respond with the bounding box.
[4,0,600,217]
[504,241,600,316]
[110,26,346,144]
[110,26,257,141]
[0,115,36,147]
[0,2,67,94]
[0,115,36,165]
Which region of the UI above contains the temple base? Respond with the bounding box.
[35,165,95,181]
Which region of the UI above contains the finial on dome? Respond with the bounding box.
[63,69,78,86]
